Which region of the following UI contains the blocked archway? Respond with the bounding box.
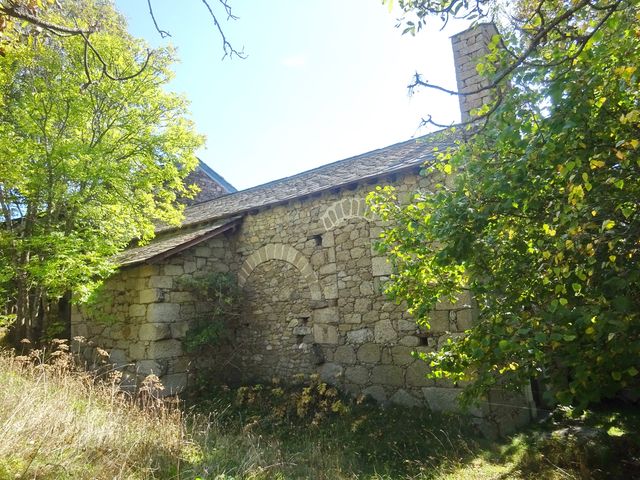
[238,243,323,301]
[320,197,371,231]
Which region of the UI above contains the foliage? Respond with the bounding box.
[0,0,244,78]
[176,272,241,353]
[370,0,640,409]
[233,374,349,427]
[0,0,203,342]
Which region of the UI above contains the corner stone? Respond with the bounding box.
[147,303,180,323]
[138,323,171,341]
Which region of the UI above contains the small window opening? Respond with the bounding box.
[418,336,429,346]
[312,234,323,246]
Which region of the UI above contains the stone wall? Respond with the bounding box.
[219,170,484,410]
[72,165,533,434]
[72,233,237,394]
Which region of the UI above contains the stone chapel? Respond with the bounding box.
[72,24,535,433]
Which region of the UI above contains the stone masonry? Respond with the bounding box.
[452,23,499,123]
[71,24,534,435]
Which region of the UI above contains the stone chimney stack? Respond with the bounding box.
[451,23,498,123]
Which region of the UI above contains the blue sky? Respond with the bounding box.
[115,1,467,190]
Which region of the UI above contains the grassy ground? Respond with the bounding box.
[0,342,638,479]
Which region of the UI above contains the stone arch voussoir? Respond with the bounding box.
[320,197,372,231]
[238,243,323,301]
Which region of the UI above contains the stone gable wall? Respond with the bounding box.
[72,166,532,434]
[72,169,488,409]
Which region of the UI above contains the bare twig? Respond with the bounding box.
[201,0,246,59]
[147,0,171,38]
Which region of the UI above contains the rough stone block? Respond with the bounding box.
[371,365,403,387]
[324,284,339,300]
[170,322,190,339]
[129,342,147,360]
[456,308,476,331]
[362,385,387,403]
[391,346,415,366]
[345,365,369,385]
[313,307,338,324]
[422,387,466,414]
[372,257,392,276]
[357,343,381,363]
[164,265,184,276]
[390,389,421,407]
[322,231,335,247]
[128,304,146,318]
[346,328,373,344]
[359,281,374,296]
[313,324,339,344]
[406,362,433,387]
[138,323,171,341]
[344,313,362,324]
[427,310,450,332]
[374,319,396,344]
[147,303,180,323]
[333,345,356,365]
[319,263,337,275]
[293,325,312,336]
[397,319,417,333]
[139,289,162,304]
[354,298,372,314]
[108,348,128,367]
[147,339,183,359]
[138,265,159,277]
[136,359,166,376]
[170,292,193,303]
[319,362,343,384]
[149,275,173,289]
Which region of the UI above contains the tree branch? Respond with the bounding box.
[201,0,245,59]
[0,3,95,36]
[147,0,171,38]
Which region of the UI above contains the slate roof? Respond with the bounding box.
[159,129,454,233]
[197,159,237,193]
[116,129,455,266]
[116,217,241,267]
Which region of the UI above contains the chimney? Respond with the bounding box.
[451,23,498,123]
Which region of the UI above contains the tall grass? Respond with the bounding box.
[0,342,192,479]
[1,341,636,479]
[0,341,478,479]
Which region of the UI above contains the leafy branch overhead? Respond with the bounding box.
[370,0,640,409]
[0,0,244,85]
[0,0,204,343]
[386,0,627,128]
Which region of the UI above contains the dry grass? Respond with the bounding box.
[1,340,636,479]
[0,342,190,479]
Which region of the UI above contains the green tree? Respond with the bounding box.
[0,1,243,84]
[370,0,640,409]
[0,0,203,342]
